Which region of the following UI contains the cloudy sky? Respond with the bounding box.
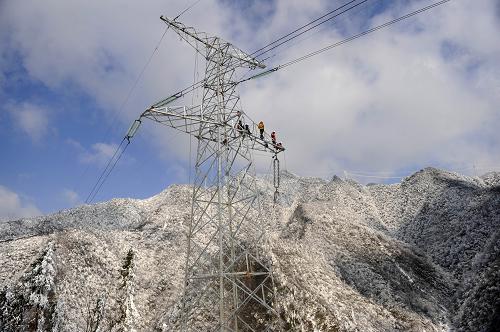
[1,0,499,219]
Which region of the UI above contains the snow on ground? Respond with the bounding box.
[0,168,499,331]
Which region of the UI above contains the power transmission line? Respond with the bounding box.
[345,171,403,179]
[107,0,205,134]
[134,0,452,110]
[82,27,170,204]
[84,0,203,203]
[251,0,361,56]
[174,0,204,20]
[89,141,130,203]
[85,139,127,203]
[123,0,454,123]
[218,1,370,80]
[259,0,376,63]
[239,0,452,84]
[151,1,370,107]
[281,0,452,69]
[255,0,370,60]
[85,0,452,203]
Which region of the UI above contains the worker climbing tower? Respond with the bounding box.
[137,16,283,331]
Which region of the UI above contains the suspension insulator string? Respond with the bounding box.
[273,154,280,204]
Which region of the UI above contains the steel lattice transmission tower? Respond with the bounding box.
[137,16,283,331]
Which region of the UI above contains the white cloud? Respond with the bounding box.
[0,0,230,163]
[1,0,499,182]
[7,102,50,142]
[166,163,189,184]
[240,0,500,179]
[0,185,41,221]
[62,189,80,206]
[79,142,120,166]
[65,138,84,150]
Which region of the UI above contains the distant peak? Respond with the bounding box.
[480,171,500,187]
[280,169,299,179]
[330,175,343,183]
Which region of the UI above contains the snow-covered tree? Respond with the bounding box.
[0,241,60,331]
[110,248,140,332]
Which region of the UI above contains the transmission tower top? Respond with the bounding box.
[130,15,284,330]
[160,16,266,69]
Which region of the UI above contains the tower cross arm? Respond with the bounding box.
[160,16,266,69]
[139,105,284,155]
[140,105,217,138]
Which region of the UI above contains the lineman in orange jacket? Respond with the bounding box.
[258,121,265,139]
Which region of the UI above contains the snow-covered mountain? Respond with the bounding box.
[1,167,499,331]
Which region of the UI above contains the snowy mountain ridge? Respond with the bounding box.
[1,167,499,331]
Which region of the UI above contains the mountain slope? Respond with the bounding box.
[0,168,498,331]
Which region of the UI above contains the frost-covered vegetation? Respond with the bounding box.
[0,167,498,331]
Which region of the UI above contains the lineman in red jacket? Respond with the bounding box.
[271,131,276,145]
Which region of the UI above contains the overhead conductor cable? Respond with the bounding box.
[240,0,452,84]
[84,0,203,203]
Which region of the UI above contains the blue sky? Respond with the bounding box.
[0,58,171,212]
[1,0,500,219]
